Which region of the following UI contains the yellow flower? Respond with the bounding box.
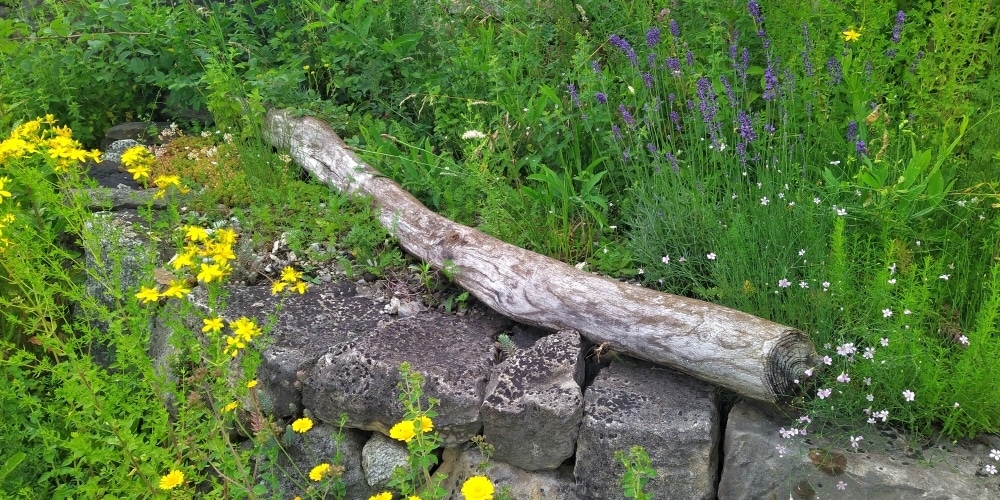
[135,286,161,303]
[225,335,247,356]
[309,463,331,481]
[197,263,225,283]
[183,225,210,243]
[211,243,236,265]
[202,317,224,333]
[158,469,185,490]
[408,497,422,500]
[461,475,494,500]
[127,163,150,182]
[161,280,191,299]
[271,280,289,295]
[216,228,238,245]
[280,266,303,283]
[154,175,182,189]
[230,317,261,340]
[414,415,433,433]
[246,379,258,388]
[171,250,195,270]
[842,28,861,42]
[292,281,310,294]
[369,493,392,500]
[222,401,239,412]
[0,176,12,202]
[292,417,314,433]
[389,420,417,443]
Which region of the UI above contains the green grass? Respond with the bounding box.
[2,0,1000,496]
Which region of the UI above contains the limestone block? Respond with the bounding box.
[482,330,585,470]
[361,432,410,489]
[437,446,579,500]
[718,400,1000,499]
[220,281,386,418]
[303,312,511,445]
[574,359,719,500]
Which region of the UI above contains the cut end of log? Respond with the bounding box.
[765,329,822,403]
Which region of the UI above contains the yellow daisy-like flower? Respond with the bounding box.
[271,280,289,295]
[171,250,195,270]
[215,228,238,245]
[135,286,161,303]
[246,379,258,388]
[389,420,417,443]
[842,28,861,42]
[154,174,182,189]
[161,280,191,299]
[222,401,239,413]
[408,496,422,500]
[202,317,224,333]
[183,225,210,243]
[461,475,494,500]
[230,317,261,340]
[225,335,247,357]
[0,176,12,202]
[414,415,433,434]
[158,469,184,490]
[291,417,314,433]
[309,463,331,481]
[127,163,150,182]
[369,493,393,500]
[280,266,303,283]
[292,281,310,294]
[197,263,225,283]
[211,243,235,265]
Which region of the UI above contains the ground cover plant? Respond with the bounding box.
[2,0,1000,497]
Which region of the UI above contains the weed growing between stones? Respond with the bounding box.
[614,445,657,500]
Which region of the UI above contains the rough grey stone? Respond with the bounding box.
[71,188,167,211]
[102,121,170,149]
[102,139,141,162]
[437,446,579,500]
[80,210,155,308]
[717,400,1000,499]
[219,281,388,418]
[303,311,512,445]
[482,330,584,470]
[268,422,373,500]
[361,432,410,489]
[574,358,719,500]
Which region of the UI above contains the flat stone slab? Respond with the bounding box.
[437,446,579,500]
[482,329,585,470]
[718,400,1000,499]
[304,310,513,445]
[574,358,719,500]
[219,281,388,418]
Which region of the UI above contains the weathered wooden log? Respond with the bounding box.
[262,109,820,403]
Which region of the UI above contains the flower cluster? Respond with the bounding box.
[0,115,100,172]
[135,225,238,304]
[121,144,190,198]
[271,265,310,295]
[158,469,184,490]
[389,415,434,443]
[0,211,13,253]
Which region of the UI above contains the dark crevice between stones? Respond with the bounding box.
[714,389,739,497]
[582,340,615,388]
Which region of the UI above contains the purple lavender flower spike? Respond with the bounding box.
[665,151,679,174]
[648,53,656,67]
[646,27,660,47]
[619,104,636,128]
[738,48,750,82]
[643,72,654,89]
[748,0,763,24]
[846,121,858,142]
[892,11,905,43]
[670,110,681,131]
[737,110,755,141]
[591,60,601,74]
[595,92,608,104]
[686,50,695,66]
[669,19,680,38]
[647,142,657,154]
[612,124,622,141]
[802,23,814,77]
[763,63,778,101]
[827,57,842,85]
[721,75,736,106]
[666,57,681,75]
[568,83,581,107]
[856,140,867,156]
[622,149,630,162]
[610,34,638,67]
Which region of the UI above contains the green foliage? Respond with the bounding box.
[614,445,657,500]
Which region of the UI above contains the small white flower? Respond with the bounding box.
[637,267,644,274]
[798,249,806,256]
[882,308,893,318]
[662,255,670,265]
[880,337,889,347]
[813,197,821,204]
[989,449,1000,461]
[864,377,872,386]
[707,252,717,260]
[939,274,950,280]
[776,444,788,457]
[888,278,896,284]
[850,435,863,449]
[817,388,832,399]
[958,335,969,346]
[823,355,832,366]
[863,347,875,360]
[836,207,848,216]
[829,160,841,165]
[866,394,874,402]
[904,309,912,315]
[799,281,809,289]
[836,481,847,491]
[822,281,831,291]
[985,464,997,475]
[761,197,770,205]
[837,372,851,383]
[804,368,814,377]
[903,389,915,402]
[778,278,791,288]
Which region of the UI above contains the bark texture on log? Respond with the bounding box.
[262,109,820,403]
